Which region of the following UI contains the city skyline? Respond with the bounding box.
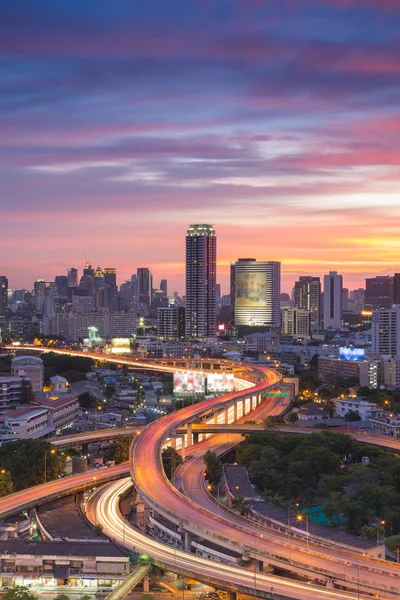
[2,1,400,292]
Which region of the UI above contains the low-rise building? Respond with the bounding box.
[0,406,53,440]
[33,394,79,432]
[11,355,44,392]
[297,402,328,424]
[0,376,33,410]
[318,356,370,386]
[335,397,376,420]
[370,410,400,437]
[50,375,68,394]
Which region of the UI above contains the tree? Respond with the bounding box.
[324,399,336,418]
[113,439,130,464]
[286,412,298,424]
[78,392,98,409]
[386,535,400,553]
[0,470,14,497]
[0,440,64,491]
[345,410,361,422]
[104,384,116,399]
[80,595,92,600]
[93,524,103,536]
[54,594,69,600]
[162,446,182,480]
[204,450,223,485]
[231,494,251,516]
[3,587,36,600]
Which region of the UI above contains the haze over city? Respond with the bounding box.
[2,0,400,293]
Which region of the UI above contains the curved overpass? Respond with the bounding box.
[5,346,400,597]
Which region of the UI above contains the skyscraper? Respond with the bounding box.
[137,268,153,307]
[393,273,400,305]
[371,305,400,357]
[160,279,168,298]
[294,276,321,330]
[67,267,78,288]
[230,258,281,329]
[365,276,393,309]
[34,279,46,313]
[323,271,343,329]
[0,276,8,315]
[104,268,117,287]
[185,224,217,338]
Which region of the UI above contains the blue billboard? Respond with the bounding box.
[339,347,365,361]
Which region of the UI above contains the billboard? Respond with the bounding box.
[339,347,365,362]
[110,338,131,354]
[235,272,265,307]
[173,372,205,396]
[207,373,235,392]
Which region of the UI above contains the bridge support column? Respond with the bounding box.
[143,575,150,593]
[233,402,238,422]
[226,592,236,600]
[169,436,177,449]
[193,432,199,444]
[224,406,229,424]
[184,531,192,552]
[186,423,193,447]
[213,410,219,424]
[181,436,186,460]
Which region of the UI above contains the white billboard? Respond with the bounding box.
[207,373,235,393]
[110,338,131,354]
[173,372,205,396]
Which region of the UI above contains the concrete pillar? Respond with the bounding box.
[184,531,192,552]
[181,436,186,461]
[193,432,199,445]
[224,406,229,424]
[233,402,238,422]
[226,592,236,600]
[214,410,219,424]
[186,423,193,447]
[170,436,177,449]
[143,575,150,593]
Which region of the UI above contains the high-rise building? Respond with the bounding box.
[371,305,400,357]
[55,275,68,297]
[342,288,349,311]
[157,306,185,339]
[365,276,393,310]
[293,276,321,330]
[323,271,343,329]
[160,279,168,298]
[216,284,221,303]
[137,268,153,307]
[281,307,311,339]
[34,279,46,313]
[104,268,117,287]
[11,355,44,393]
[67,267,78,288]
[185,224,217,338]
[0,276,8,315]
[394,274,400,305]
[230,258,281,329]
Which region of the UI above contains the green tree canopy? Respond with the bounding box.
[0,440,64,491]
[78,391,99,409]
[3,587,36,600]
[162,446,182,480]
[204,450,223,485]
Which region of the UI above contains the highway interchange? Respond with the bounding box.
[3,346,400,599]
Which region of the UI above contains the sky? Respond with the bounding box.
[1,0,400,295]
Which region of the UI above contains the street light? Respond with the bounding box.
[44,448,56,484]
[296,513,309,551]
[377,520,386,547]
[287,503,299,563]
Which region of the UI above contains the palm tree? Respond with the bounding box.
[231,495,251,516]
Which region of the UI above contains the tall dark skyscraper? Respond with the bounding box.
[294,276,321,329]
[55,275,68,297]
[137,268,153,307]
[0,276,8,315]
[104,268,117,287]
[393,273,400,305]
[185,224,217,338]
[160,278,168,298]
[365,275,393,309]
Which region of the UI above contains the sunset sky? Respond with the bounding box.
[1,0,400,294]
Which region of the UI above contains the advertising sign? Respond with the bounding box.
[110,338,131,354]
[339,347,365,361]
[207,373,235,392]
[235,272,265,307]
[173,372,205,396]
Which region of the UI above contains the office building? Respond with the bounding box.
[371,305,400,357]
[160,279,168,298]
[45,311,137,341]
[11,355,44,393]
[137,268,153,308]
[185,224,217,338]
[318,356,370,386]
[157,306,185,339]
[230,258,281,329]
[281,307,311,339]
[67,267,78,288]
[293,276,321,329]
[323,271,343,329]
[0,276,8,315]
[34,279,46,313]
[55,275,68,297]
[365,276,393,310]
[104,268,117,287]
[394,274,400,305]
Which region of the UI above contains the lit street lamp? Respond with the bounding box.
[287,503,299,563]
[44,448,56,484]
[296,513,309,551]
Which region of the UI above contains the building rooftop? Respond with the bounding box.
[0,540,127,558]
[50,375,68,384]
[2,406,48,421]
[33,394,78,409]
